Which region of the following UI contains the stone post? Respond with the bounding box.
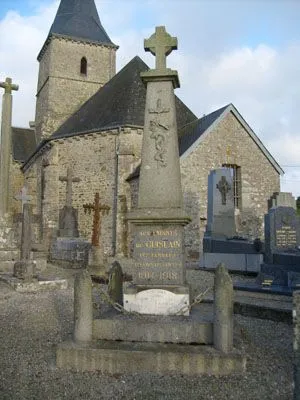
[293,291,300,400]
[213,263,233,353]
[74,270,93,343]
[0,77,19,217]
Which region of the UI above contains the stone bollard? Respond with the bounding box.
[74,270,93,343]
[108,261,123,305]
[213,263,233,353]
[293,291,300,400]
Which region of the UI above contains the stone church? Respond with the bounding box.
[7,0,283,261]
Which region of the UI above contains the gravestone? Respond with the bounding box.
[203,168,262,272]
[206,168,236,238]
[13,204,36,281]
[58,168,80,237]
[83,192,110,276]
[108,261,123,305]
[50,168,90,268]
[268,192,296,210]
[125,26,191,315]
[264,206,300,264]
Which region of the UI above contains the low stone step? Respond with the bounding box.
[93,314,213,344]
[57,340,246,376]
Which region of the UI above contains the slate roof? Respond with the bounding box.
[51,56,198,139]
[38,0,116,59]
[12,128,36,162]
[178,105,228,155]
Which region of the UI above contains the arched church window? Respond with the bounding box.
[80,57,87,76]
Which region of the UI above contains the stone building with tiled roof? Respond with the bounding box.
[11,0,283,260]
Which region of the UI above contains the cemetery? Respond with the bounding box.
[0,0,297,399]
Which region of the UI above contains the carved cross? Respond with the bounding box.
[59,168,80,207]
[83,193,110,247]
[144,26,177,70]
[0,77,19,94]
[14,186,32,211]
[216,176,231,205]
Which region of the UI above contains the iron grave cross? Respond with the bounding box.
[144,26,177,70]
[0,77,19,94]
[83,193,110,247]
[59,168,80,207]
[216,176,231,205]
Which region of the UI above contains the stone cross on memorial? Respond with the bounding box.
[0,77,19,217]
[83,193,110,247]
[59,168,80,207]
[144,26,177,70]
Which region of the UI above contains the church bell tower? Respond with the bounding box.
[34,0,118,142]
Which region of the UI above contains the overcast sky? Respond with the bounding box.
[0,0,300,196]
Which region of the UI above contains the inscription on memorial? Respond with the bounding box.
[133,226,184,285]
[276,226,297,248]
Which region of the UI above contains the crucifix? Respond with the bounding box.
[59,168,80,207]
[144,26,177,70]
[83,193,110,247]
[14,186,32,211]
[0,77,19,216]
[217,176,231,205]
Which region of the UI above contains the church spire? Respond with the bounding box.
[39,0,116,60]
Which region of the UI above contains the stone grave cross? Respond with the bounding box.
[83,193,110,247]
[0,77,19,216]
[144,26,177,70]
[0,77,19,94]
[14,186,32,211]
[217,176,231,205]
[59,168,80,207]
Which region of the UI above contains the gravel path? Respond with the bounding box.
[0,269,294,400]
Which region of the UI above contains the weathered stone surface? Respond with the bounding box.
[58,206,79,238]
[74,270,93,343]
[214,263,233,353]
[202,252,262,273]
[268,191,296,210]
[57,340,246,375]
[0,77,19,217]
[0,274,68,292]
[50,237,90,268]
[132,224,185,286]
[264,206,300,264]
[93,306,213,344]
[108,261,123,304]
[126,26,190,315]
[206,168,236,238]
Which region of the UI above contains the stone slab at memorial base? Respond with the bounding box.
[57,340,246,376]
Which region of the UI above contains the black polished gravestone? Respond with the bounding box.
[260,206,300,289]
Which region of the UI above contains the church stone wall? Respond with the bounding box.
[35,127,142,257]
[10,160,24,214]
[180,110,280,258]
[35,37,117,141]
